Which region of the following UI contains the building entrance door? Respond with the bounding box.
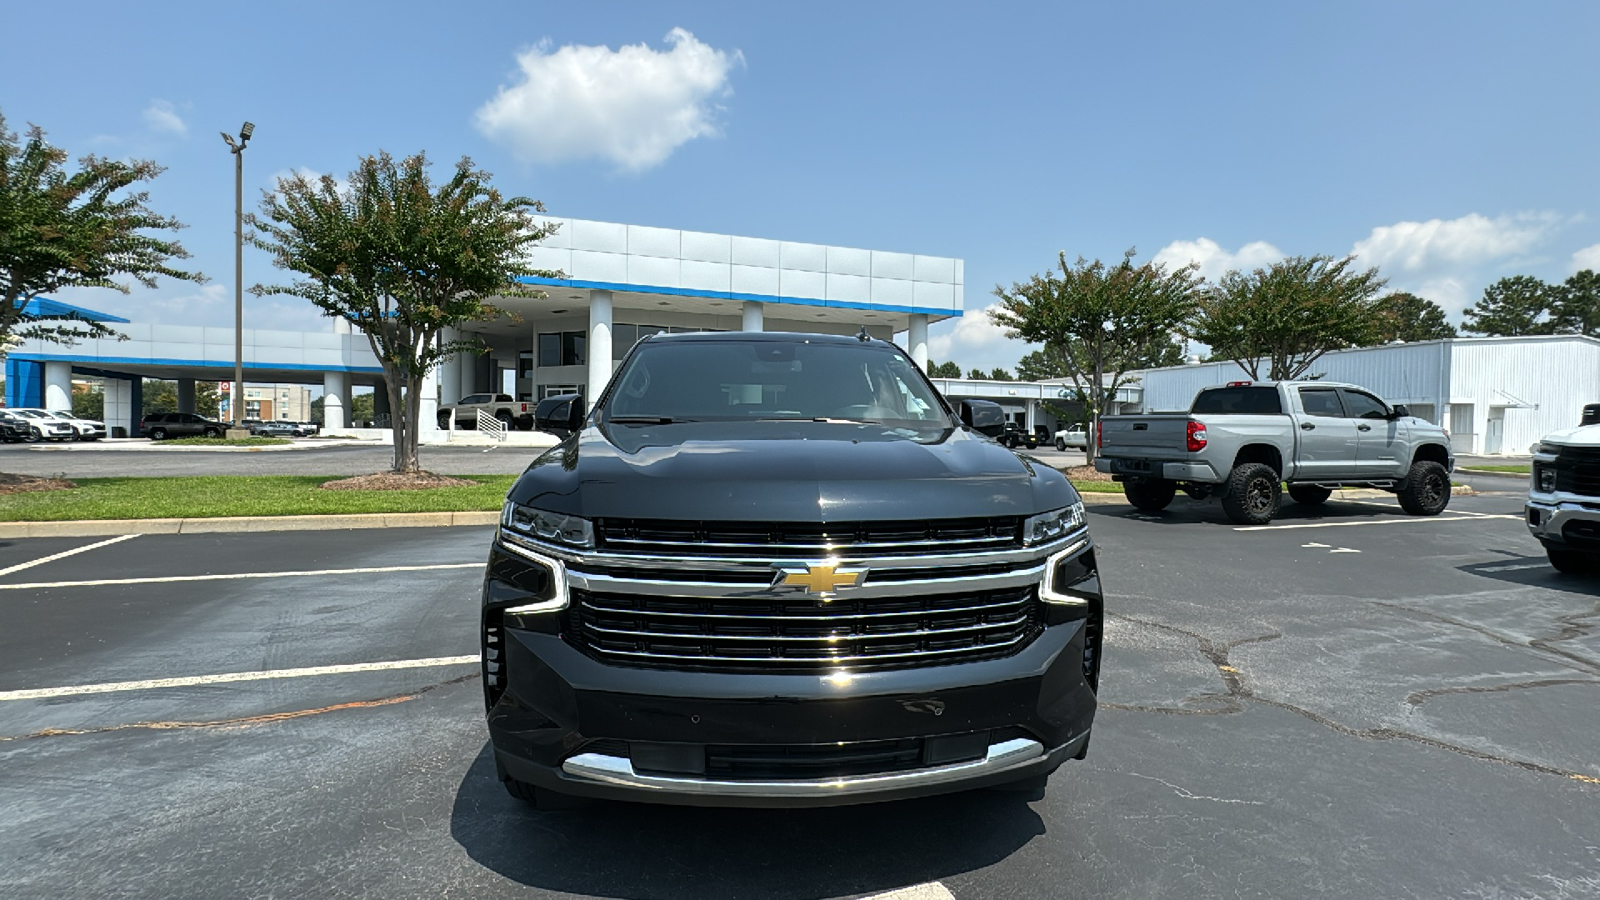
[1485,408,1506,455]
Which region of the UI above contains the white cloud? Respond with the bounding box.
[1573,243,1600,273]
[52,284,328,334]
[924,303,1030,375]
[1152,238,1284,281]
[142,99,187,137]
[474,28,741,172]
[1350,212,1558,272]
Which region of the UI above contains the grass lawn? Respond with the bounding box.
[1460,464,1531,475]
[161,437,292,447]
[1071,480,1123,493]
[0,474,1125,520]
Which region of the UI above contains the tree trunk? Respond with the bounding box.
[390,371,423,475]
[384,365,410,475]
[1087,358,1105,467]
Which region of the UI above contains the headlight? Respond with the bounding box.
[501,501,594,549]
[1023,501,1086,546]
[1535,464,1557,493]
[1538,442,1559,456]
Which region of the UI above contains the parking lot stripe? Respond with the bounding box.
[0,561,484,591]
[0,534,140,578]
[0,655,480,702]
[1235,516,1494,531]
[859,883,956,900]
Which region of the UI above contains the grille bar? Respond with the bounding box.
[578,597,1030,623]
[595,516,1022,559]
[591,631,1034,667]
[583,615,1029,643]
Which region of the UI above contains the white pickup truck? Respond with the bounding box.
[1093,380,1455,524]
[1527,423,1600,574]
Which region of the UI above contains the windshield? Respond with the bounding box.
[605,339,950,425]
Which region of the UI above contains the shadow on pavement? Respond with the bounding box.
[449,743,1047,899]
[1092,495,1409,527]
[1459,554,1600,596]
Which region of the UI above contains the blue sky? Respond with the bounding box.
[6,1,1600,373]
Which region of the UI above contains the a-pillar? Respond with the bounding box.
[908,314,929,372]
[323,371,348,430]
[43,361,72,412]
[176,378,196,414]
[589,290,613,404]
[742,301,764,332]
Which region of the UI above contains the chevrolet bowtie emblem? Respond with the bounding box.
[774,562,868,595]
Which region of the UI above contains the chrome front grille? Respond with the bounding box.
[594,517,1022,559]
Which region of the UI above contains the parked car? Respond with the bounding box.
[486,332,1101,808]
[0,412,33,443]
[998,422,1039,449]
[140,412,228,440]
[248,421,308,438]
[7,409,76,442]
[439,393,535,430]
[1054,425,1088,451]
[1094,380,1454,525]
[1527,418,1600,574]
[52,412,107,441]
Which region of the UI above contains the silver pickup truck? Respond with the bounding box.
[1093,381,1455,524]
[1527,424,1600,574]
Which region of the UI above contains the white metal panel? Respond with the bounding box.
[1450,337,1600,454]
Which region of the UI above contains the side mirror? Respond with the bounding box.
[960,399,1007,438]
[1391,404,1410,420]
[534,394,586,436]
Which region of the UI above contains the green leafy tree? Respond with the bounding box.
[72,384,103,420]
[988,367,1014,381]
[249,152,555,474]
[1461,275,1555,336]
[992,249,1201,463]
[1552,270,1600,337]
[0,112,203,351]
[350,391,375,425]
[1372,291,1457,342]
[927,360,963,378]
[1188,255,1387,381]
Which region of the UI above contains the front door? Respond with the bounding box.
[1340,388,1408,478]
[1295,387,1361,480]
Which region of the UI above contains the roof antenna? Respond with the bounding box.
[856,325,871,342]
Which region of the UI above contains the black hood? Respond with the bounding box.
[507,420,1078,523]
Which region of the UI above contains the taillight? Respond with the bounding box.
[1096,419,1103,449]
[520,403,527,412]
[1186,420,1208,452]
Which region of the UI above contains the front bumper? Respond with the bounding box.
[1526,497,1600,549]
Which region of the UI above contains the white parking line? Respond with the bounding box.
[1236,516,1489,532]
[0,655,480,702]
[0,534,140,578]
[860,883,956,900]
[0,562,484,591]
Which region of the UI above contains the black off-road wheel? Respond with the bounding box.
[1547,546,1596,575]
[1124,478,1177,512]
[1222,463,1280,525]
[1397,460,1450,516]
[1288,485,1333,505]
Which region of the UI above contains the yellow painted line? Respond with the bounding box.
[1571,773,1600,786]
[0,534,139,578]
[0,655,480,702]
[0,562,483,591]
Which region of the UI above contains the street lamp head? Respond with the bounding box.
[220,131,238,150]
[239,121,255,141]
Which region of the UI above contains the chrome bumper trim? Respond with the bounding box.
[1526,499,1600,542]
[561,737,1045,797]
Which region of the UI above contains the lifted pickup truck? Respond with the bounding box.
[483,332,1103,808]
[1527,424,1600,574]
[1093,381,1454,525]
[438,393,534,431]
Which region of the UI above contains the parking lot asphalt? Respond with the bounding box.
[2,491,1596,899]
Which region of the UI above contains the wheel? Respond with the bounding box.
[1124,478,1177,512]
[1055,437,1066,451]
[1025,440,1038,449]
[438,413,452,430]
[203,427,222,438]
[24,429,41,443]
[1397,460,1450,516]
[1288,485,1332,505]
[495,411,514,429]
[148,428,168,441]
[1547,546,1596,575]
[1221,463,1280,525]
[496,760,589,809]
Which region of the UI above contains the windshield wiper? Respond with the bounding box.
[608,416,685,425]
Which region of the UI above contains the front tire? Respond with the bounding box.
[1397,460,1450,516]
[1055,437,1066,451]
[148,428,168,441]
[203,427,222,438]
[1124,478,1177,512]
[1288,485,1332,505]
[496,760,589,809]
[1547,546,1595,575]
[1222,463,1280,525]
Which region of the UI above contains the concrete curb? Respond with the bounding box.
[29,440,380,453]
[0,511,501,538]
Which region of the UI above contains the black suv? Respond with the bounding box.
[141,412,227,440]
[0,412,30,443]
[483,332,1102,808]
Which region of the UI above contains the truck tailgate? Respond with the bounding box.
[1099,415,1190,456]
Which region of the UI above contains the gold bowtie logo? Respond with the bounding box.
[775,562,868,595]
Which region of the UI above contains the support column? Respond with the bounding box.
[459,345,479,397]
[373,379,391,424]
[420,364,440,432]
[438,327,461,415]
[176,378,197,414]
[104,379,134,438]
[742,300,764,332]
[908,314,930,372]
[323,371,348,430]
[43,361,72,412]
[333,317,352,335]
[589,290,613,404]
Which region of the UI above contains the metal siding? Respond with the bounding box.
[1450,338,1600,454]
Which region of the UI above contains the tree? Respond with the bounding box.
[1551,270,1600,338]
[1188,255,1386,381]
[988,367,1015,381]
[249,152,554,475]
[928,360,963,378]
[72,384,103,420]
[992,249,1201,463]
[140,379,221,418]
[1461,275,1555,336]
[0,112,203,351]
[1372,291,1457,342]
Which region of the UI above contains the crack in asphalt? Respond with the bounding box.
[1102,611,1600,788]
[0,673,478,743]
[1370,599,1600,676]
[1406,678,1600,707]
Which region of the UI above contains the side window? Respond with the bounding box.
[1298,388,1345,418]
[495,394,513,403]
[1339,390,1389,420]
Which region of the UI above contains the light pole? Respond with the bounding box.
[220,121,254,428]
